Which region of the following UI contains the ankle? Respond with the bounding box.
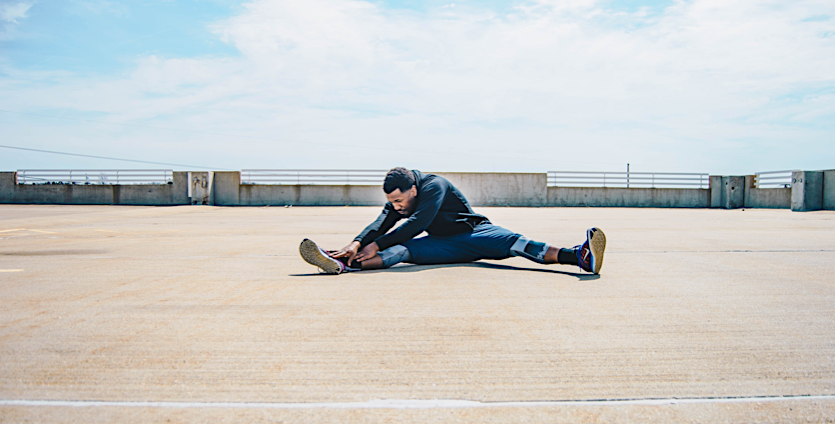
[557,247,579,265]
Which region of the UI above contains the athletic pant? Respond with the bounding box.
[377,222,550,267]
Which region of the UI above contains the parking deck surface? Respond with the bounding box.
[0,205,833,423]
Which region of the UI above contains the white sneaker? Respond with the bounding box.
[299,239,345,275]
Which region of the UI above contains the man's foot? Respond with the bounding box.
[575,227,606,274]
[299,239,345,274]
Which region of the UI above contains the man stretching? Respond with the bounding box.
[299,168,606,274]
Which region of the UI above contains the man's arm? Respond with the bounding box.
[330,206,400,265]
[373,178,446,251]
[354,204,401,248]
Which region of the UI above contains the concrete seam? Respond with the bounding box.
[2,395,835,409]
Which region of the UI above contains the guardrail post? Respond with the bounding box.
[791,171,823,211]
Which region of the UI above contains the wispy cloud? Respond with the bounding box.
[0,1,33,23]
[1,0,834,172]
[0,1,33,40]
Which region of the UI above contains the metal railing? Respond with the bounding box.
[16,169,173,185]
[754,170,794,188]
[548,171,709,188]
[241,169,387,185]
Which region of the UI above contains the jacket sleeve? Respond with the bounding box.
[354,204,401,248]
[373,178,446,251]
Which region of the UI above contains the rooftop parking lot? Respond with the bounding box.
[0,205,833,423]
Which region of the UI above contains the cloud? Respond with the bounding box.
[0,1,32,23]
[2,0,835,172]
[0,1,33,40]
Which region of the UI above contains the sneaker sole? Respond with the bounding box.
[299,239,342,275]
[588,228,606,275]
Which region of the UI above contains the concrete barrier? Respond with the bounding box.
[791,171,824,211]
[719,176,745,209]
[709,176,723,208]
[213,171,239,206]
[824,170,835,210]
[743,176,788,209]
[0,172,16,201]
[2,170,829,210]
[188,171,215,205]
[237,184,386,206]
[547,187,710,208]
[435,172,547,207]
[211,171,386,206]
[744,187,791,209]
[0,171,189,206]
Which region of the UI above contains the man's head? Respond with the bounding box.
[383,167,418,216]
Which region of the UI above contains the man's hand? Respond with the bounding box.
[329,241,361,266]
[354,242,380,263]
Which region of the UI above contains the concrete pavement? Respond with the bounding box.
[0,205,833,422]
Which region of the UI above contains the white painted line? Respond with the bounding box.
[0,269,24,273]
[1,395,833,409]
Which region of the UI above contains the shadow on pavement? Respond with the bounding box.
[292,261,599,280]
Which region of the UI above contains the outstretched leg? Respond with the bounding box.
[299,239,407,274]
[511,228,606,274]
[509,236,579,265]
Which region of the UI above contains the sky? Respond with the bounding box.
[0,0,833,174]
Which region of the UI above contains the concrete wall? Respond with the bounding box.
[213,171,240,206]
[744,187,791,209]
[434,172,547,207]
[187,172,215,205]
[547,187,710,208]
[1,170,828,210]
[237,184,386,206]
[709,176,723,208]
[742,175,788,209]
[791,171,824,212]
[0,172,189,206]
[824,170,835,210]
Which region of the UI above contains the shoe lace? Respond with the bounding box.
[573,244,591,267]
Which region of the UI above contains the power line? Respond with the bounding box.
[0,108,620,166]
[0,108,469,158]
[0,144,223,170]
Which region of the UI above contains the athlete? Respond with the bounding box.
[299,168,606,275]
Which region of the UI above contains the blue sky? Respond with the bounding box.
[2,1,241,74]
[1,0,833,174]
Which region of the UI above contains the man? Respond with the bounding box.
[299,168,606,275]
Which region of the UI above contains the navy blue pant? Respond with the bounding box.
[399,223,521,265]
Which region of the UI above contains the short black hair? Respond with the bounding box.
[383,167,416,194]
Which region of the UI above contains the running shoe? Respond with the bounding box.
[575,227,606,274]
[299,239,345,274]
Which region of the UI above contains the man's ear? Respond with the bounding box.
[410,185,418,196]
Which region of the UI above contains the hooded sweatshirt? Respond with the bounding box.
[354,170,488,250]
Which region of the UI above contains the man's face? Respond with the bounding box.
[385,186,418,217]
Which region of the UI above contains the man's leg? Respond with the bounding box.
[510,228,606,274]
[347,245,410,270]
[509,236,579,265]
[403,224,519,265]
